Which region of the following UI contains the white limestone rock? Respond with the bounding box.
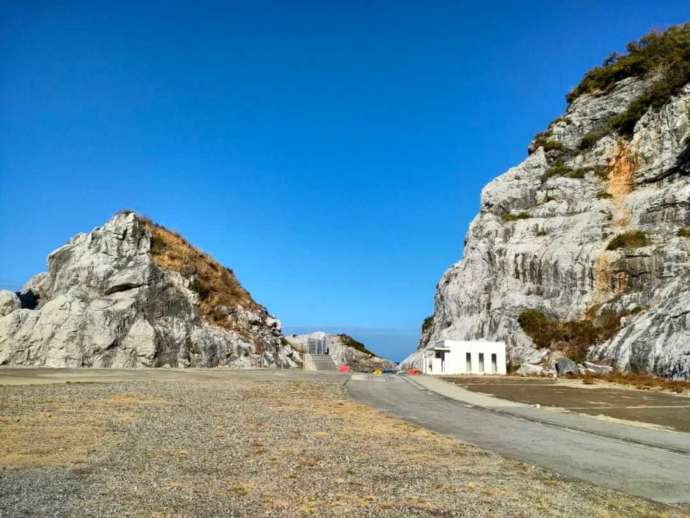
[516,364,546,377]
[0,291,20,317]
[419,75,690,378]
[0,212,301,369]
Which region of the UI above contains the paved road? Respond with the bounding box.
[346,374,690,505]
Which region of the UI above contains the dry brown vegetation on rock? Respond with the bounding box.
[580,372,690,394]
[607,230,649,250]
[138,216,263,330]
[518,309,625,363]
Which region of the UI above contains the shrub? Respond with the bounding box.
[567,24,690,103]
[678,228,690,238]
[531,133,567,154]
[518,309,625,363]
[606,230,649,250]
[578,126,611,150]
[189,278,210,299]
[501,212,530,222]
[544,161,573,179]
[421,316,434,333]
[150,234,167,254]
[571,24,690,148]
[541,140,565,153]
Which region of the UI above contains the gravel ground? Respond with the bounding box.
[0,372,685,517]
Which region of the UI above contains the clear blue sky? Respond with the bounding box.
[2,1,689,360]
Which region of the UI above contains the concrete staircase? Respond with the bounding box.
[303,353,337,371]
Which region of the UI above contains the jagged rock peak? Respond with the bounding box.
[416,24,690,378]
[0,211,300,368]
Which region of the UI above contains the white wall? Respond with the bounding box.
[421,340,506,375]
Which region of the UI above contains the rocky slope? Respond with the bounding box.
[413,25,690,378]
[284,332,396,371]
[0,212,301,368]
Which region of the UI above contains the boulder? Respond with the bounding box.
[555,357,578,376]
[516,364,545,377]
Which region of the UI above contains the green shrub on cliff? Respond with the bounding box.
[518,309,624,363]
[501,212,530,222]
[606,230,649,250]
[568,24,690,103]
[569,24,690,148]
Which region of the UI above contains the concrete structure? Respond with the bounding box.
[303,353,337,371]
[418,340,507,375]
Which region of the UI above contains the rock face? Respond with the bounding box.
[284,332,396,371]
[0,212,301,368]
[418,26,690,378]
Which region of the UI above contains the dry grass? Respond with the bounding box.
[580,372,690,394]
[1,374,682,517]
[139,216,266,338]
[0,389,167,468]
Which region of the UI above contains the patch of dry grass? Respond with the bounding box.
[580,372,690,394]
[1,375,682,517]
[138,216,272,345]
[0,389,167,468]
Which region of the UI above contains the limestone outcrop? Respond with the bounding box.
[284,332,396,371]
[0,212,301,368]
[415,25,690,378]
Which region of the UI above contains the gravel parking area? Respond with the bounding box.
[0,370,683,517]
[448,376,690,432]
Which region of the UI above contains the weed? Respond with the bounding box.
[606,230,649,250]
[501,212,530,222]
[518,309,625,363]
[544,161,573,179]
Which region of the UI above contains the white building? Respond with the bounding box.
[418,340,507,376]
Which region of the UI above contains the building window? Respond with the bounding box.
[491,353,497,373]
[478,353,485,373]
[466,352,471,372]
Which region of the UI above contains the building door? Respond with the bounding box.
[491,353,497,373]
[466,352,472,373]
[435,350,445,373]
[478,353,485,373]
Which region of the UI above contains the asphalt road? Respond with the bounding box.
[346,374,690,506]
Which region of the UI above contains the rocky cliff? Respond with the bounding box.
[284,332,396,371]
[414,25,690,378]
[0,212,301,368]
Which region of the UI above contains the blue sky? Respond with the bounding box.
[2,1,689,361]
